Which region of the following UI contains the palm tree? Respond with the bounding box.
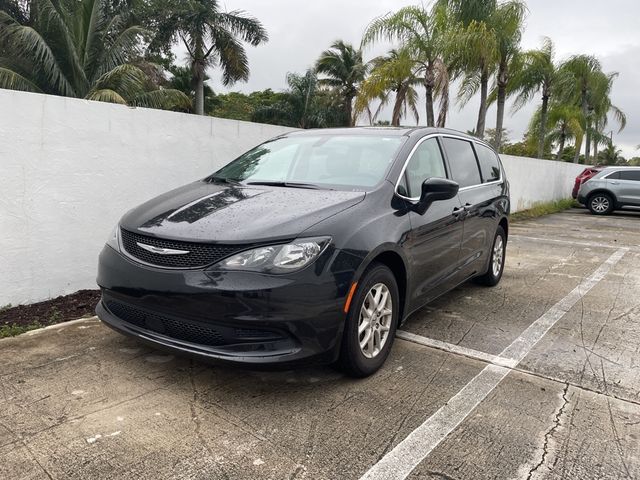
[491,0,526,151]
[0,0,189,109]
[507,38,573,158]
[356,49,420,127]
[167,64,215,113]
[542,104,584,161]
[315,40,366,126]
[439,0,498,137]
[362,4,449,127]
[252,70,343,129]
[561,55,601,162]
[562,56,626,163]
[599,142,623,165]
[587,71,626,160]
[150,0,268,115]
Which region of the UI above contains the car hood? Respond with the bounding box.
[120,181,366,242]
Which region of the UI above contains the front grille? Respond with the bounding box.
[120,228,241,269]
[106,301,226,346]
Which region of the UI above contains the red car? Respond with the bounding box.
[572,166,604,199]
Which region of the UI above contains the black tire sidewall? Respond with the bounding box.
[340,264,399,377]
[476,226,506,286]
[588,193,614,215]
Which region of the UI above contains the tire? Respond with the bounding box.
[337,263,399,378]
[474,226,506,287]
[588,193,614,215]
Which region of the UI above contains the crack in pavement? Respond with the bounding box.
[526,383,570,480]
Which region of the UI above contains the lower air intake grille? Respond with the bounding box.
[120,228,241,269]
[106,301,226,347]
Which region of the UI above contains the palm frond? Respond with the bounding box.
[90,63,147,101]
[0,10,76,96]
[0,67,43,92]
[210,27,249,85]
[93,25,145,81]
[457,72,480,106]
[85,88,127,104]
[131,89,191,110]
[219,10,269,46]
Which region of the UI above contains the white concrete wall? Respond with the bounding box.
[0,89,295,306]
[500,154,586,212]
[0,89,586,305]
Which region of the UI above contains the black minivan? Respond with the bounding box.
[97,127,509,376]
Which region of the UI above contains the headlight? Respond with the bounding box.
[215,237,331,273]
[106,225,120,251]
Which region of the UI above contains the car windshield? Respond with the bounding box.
[210,135,406,190]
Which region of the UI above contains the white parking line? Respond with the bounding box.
[510,235,637,251]
[360,247,628,480]
[396,330,512,367]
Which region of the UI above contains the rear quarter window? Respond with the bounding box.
[474,144,502,183]
[618,170,640,181]
[441,137,482,188]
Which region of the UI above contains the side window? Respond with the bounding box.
[441,138,482,188]
[475,144,502,183]
[618,170,640,181]
[607,171,621,179]
[402,138,447,197]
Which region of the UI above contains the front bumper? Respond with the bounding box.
[96,245,353,367]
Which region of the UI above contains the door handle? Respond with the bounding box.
[610,181,619,185]
[452,207,467,219]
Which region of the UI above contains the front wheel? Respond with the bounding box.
[337,263,399,377]
[474,226,506,286]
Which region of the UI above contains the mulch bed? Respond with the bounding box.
[1,289,101,329]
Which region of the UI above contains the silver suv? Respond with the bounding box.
[577,166,640,215]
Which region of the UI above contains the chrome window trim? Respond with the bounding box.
[394,133,503,201]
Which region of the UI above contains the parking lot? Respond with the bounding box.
[1,208,639,480]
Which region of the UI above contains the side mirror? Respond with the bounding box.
[414,177,459,214]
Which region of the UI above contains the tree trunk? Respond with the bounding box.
[424,64,435,127]
[193,36,205,116]
[593,138,598,163]
[538,94,549,159]
[425,83,435,127]
[494,61,508,151]
[391,84,404,127]
[345,93,354,127]
[573,90,588,163]
[437,106,447,128]
[436,81,449,128]
[585,123,591,163]
[556,130,566,161]
[475,66,489,137]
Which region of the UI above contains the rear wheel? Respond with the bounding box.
[588,193,614,215]
[337,263,399,377]
[474,226,506,286]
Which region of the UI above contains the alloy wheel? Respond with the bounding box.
[492,235,504,277]
[358,283,393,359]
[591,196,610,213]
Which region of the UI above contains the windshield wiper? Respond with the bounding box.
[246,181,329,190]
[209,176,242,185]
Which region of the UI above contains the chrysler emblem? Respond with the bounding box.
[136,242,190,255]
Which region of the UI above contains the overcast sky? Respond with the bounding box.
[197,0,640,158]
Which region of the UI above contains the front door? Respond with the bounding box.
[612,170,640,205]
[400,136,464,307]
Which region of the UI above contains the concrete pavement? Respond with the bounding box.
[1,208,639,479]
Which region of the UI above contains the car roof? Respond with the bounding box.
[601,165,640,171]
[282,127,494,149]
